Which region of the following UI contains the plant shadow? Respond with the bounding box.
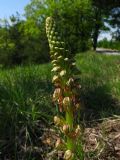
[78,84,120,123]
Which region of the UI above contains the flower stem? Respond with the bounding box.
[66,108,74,152]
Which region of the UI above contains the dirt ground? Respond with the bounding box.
[1,117,120,160]
[42,116,120,160]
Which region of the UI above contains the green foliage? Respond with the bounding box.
[0,14,50,67]
[0,0,120,66]
[0,64,54,158]
[0,52,120,159]
[98,38,120,50]
[76,52,120,116]
[25,0,93,54]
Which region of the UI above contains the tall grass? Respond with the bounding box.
[76,51,120,119]
[0,64,54,159]
[98,39,120,51]
[0,52,120,159]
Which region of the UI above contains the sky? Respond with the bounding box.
[0,0,30,19]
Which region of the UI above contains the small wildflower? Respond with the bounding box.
[64,58,69,61]
[46,17,81,158]
[54,31,58,35]
[54,52,59,56]
[72,62,76,66]
[51,60,57,64]
[52,36,56,40]
[57,36,61,40]
[75,125,81,136]
[51,41,56,44]
[52,75,59,83]
[50,55,54,60]
[59,48,64,51]
[63,97,71,107]
[57,55,63,60]
[53,63,57,67]
[60,70,66,77]
[49,35,52,39]
[66,78,74,86]
[54,116,61,125]
[54,47,59,50]
[49,44,53,49]
[61,42,65,45]
[53,88,62,100]
[62,124,69,134]
[56,41,61,45]
[55,138,64,149]
[75,103,80,109]
[51,66,60,72]
[51,31,54,35]
[55,138,61,148]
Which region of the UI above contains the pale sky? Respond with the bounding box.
[0,0,30,19]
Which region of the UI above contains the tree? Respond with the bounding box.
[109,7,120,41]
[0,12,50,66]
[25,0,93,54]
[92,0,120,50]
[0,19,16,66]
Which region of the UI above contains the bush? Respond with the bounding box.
[98,38,120,50]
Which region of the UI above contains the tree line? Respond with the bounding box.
[0,0,119,67]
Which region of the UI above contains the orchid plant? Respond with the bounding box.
[46,17,81,160]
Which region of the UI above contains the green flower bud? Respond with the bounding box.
[53,63,57,67]
[52,36,57,41]
[51,41,56,44]
[54,31,58,35]
[52,23,55,28]
[57,36,61,40]
[61,42,65,45]
[49,35,52,39]
[59,48,65,51]
[57,55,63,60]
[54,52,59,56]
[54,47,59,51]
[56,41,61,46]
[72,62,76,66]
[51,31,54,35]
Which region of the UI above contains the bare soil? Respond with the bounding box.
[1,117,120,160]
[42,117,120,160]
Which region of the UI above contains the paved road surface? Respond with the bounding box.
[96,48,120,55]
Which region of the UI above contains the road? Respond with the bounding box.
[96,48,120,55]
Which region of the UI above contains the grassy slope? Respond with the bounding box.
[76,51,120,118]
[0,51,120,158]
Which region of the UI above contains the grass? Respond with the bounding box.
[98,40,120,51]
[0,64,54,159]
[76,51,120,119]
[0,51,120,159]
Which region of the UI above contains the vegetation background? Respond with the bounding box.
[0,0,120,159]
[0,0,120,67]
